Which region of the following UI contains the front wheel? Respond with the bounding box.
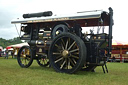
[17,46,33,68]
[49,33,87,73]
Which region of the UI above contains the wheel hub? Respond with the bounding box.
[62,50,69,58]
[23,54,26,58]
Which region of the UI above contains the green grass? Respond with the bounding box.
[0,57,128,85]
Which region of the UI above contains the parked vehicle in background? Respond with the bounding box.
[0,46,3,57]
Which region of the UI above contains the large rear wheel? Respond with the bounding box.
[49,33,87,73]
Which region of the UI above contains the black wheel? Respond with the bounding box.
[36,54,49,67]
[17,46,33,68]
[49,33,87,73]
[51,24,68,39]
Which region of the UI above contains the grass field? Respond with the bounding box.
[0,57,128,85]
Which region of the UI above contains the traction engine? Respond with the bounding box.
[11,7,113,73]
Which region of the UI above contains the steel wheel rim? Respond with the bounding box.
[17,46,33,68]
[20,48,31,66]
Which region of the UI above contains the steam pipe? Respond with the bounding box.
[23,11,53,18]
[108,7,113,57]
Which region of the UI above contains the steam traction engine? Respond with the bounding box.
[11,7,113,73]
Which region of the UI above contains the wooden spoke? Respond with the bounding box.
[67,59,72,69]
[61,43,64,50]
[65,58,68,69]
[45,59,48,64]
[69,48,79,53]
[40,59,43,64]
[55,57,63,63]
[61,38,65,48]
[55,44,61,49]
[67,37,70,50]
[68,59,70,69]
[53,52,61,55]
[21,49,30,66]
[68,41,76,50]
[21,58,24,64]
[24,59,27,65]
[71,54,79,59]
[55,55,63,59]
[68,58,75,66]
[72,43,77,49]
[23,49,25,55]
[65,38,69,50]
[72,52,79,55]
[60,59,66,69]
[43,59,47,64]
[72,58,77,64]
[43,59,46,65]
[26,57,30,61]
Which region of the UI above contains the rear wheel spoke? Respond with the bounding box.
[55,57,63,63]
[72,52,79,55]
[69,48,79,53]
[72,58,77,64]
[65,38,69,50]
[68,59,71,69]
[68,41,75,50]
[60,59,66,69]
[71,54,79,59]
[61,43,65,50]
[61,38,65,48]
[55,44,62,50]
[68,58,75,66]
[53,52,61,55]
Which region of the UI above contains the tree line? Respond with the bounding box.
[0,37,22,48]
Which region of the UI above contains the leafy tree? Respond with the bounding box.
[0,37,22,48]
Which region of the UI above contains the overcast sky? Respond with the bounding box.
[0,0,128,42]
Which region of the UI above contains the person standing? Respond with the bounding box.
[5,49,9,59]
[11,51,14,58]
